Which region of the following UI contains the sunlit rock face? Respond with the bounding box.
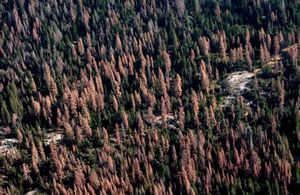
[225,71,255,95]
[0,138,20,159]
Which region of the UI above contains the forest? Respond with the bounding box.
[0,0,299,194]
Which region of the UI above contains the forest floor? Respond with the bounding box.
[0,45,298,155]
[221,43,299,107]
[0,138,19,157]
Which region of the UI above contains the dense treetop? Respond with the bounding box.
[0,0,299,194]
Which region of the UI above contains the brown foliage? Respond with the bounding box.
[200,60,209,92]
[174,74,182,97]
[191,90,200,126]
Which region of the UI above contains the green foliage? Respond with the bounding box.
[0,0,300,194]
[0,99,10,124]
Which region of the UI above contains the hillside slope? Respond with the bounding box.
[0,0,299,194]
